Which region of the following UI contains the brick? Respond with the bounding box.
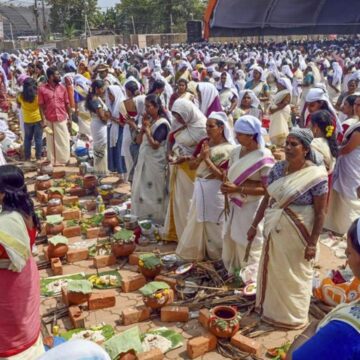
[62,196,79,206]
[187,333,217,359]
[93,255,116,269]
[198,308,210,330]
[98,227,108,238]
[88,290,116,310]
[136,348,164,360]
[121,273,146,293]
[85,200,96,211]
[154,275,177,290]
[39,222,47,237]
[62,208,81,221]
[110,198,123,206]
[67,248,89,263]
[61,286,69,306]
[36,190,48,203]
[230,332,261,355]
[68,306,86,328]
[51,257,63,275]
[87,227,100,239]
[128,253,140,266]
[68,188,87,197]
[52,170,66,179]
[122,305,151,325]
[63,225,81,238]
[160,306,189,322]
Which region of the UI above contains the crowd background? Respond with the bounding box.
[0,37,360,358]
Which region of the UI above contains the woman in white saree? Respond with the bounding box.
[221,115,275,274]
[325,96,360,235]
[268,89,292,146]
[176,112,235,261]
[163,99,207,241]
[249,128,328,329]
[131,94,170,224]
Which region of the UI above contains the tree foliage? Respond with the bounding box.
[47,0,100,33]
[47,0,207,34]
[103,0,206,34]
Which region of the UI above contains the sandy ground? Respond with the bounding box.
[28,160,345,359]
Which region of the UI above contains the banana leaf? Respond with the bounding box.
[40,273,86,297]
[49,187,65,195]
[139,254,162,269]
[86,271,122,289]
[104,326,143,360]
[113,229,134,242]
[139,281,169,296]
[141,327,183,353]
[60,324,114,341]
[67,279,93,294]
[48,235,68,246]
[46,214,64,225]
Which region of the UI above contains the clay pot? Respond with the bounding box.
[67,291,89,305]
[35,175,52,191]
[46,222,64,236]
[118,351,136,360]
[112,242,136,257]
[39,161,53,175]
[83,175,97,190]
[48,191,63,201]
[102,211,119,230]
[208,306,240,338]
[139,265,162,279]
[143,289,169,310]
[47,199,64,215]
[47,243,68,259]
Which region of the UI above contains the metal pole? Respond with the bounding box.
[131,16,136,35]
[170,13,173,34]
[34,0,40,43]
[9,22,14,49]
[41,0,47,40]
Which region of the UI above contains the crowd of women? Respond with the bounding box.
[1,38,360,358]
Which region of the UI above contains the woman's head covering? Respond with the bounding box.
[277,77,293,95]
[234,115,265,148]
[197,82,220,116]
[251,65,265,81]
[305,87,342,132]
[288,128,323,165]
[172,98,206,129]
[238,89,260,108]
[171,98,207,155]
[208,111,236,145]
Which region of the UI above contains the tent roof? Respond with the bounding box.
[204,0,360,39]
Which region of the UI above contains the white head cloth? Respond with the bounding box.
[234,115,265,148]
[238,89,260,108]
[208,111,236,145]
[197,82,219,116]
[305,88,342,133]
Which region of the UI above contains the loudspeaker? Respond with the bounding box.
[187,21,202,43]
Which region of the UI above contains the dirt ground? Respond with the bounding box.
[28,160,345,359]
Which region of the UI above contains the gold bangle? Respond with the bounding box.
[250,224,257,230]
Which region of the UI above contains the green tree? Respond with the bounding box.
[47,0,98,33]
[114,0,206,34]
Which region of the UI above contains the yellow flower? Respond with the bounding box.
[138,260,144,267]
